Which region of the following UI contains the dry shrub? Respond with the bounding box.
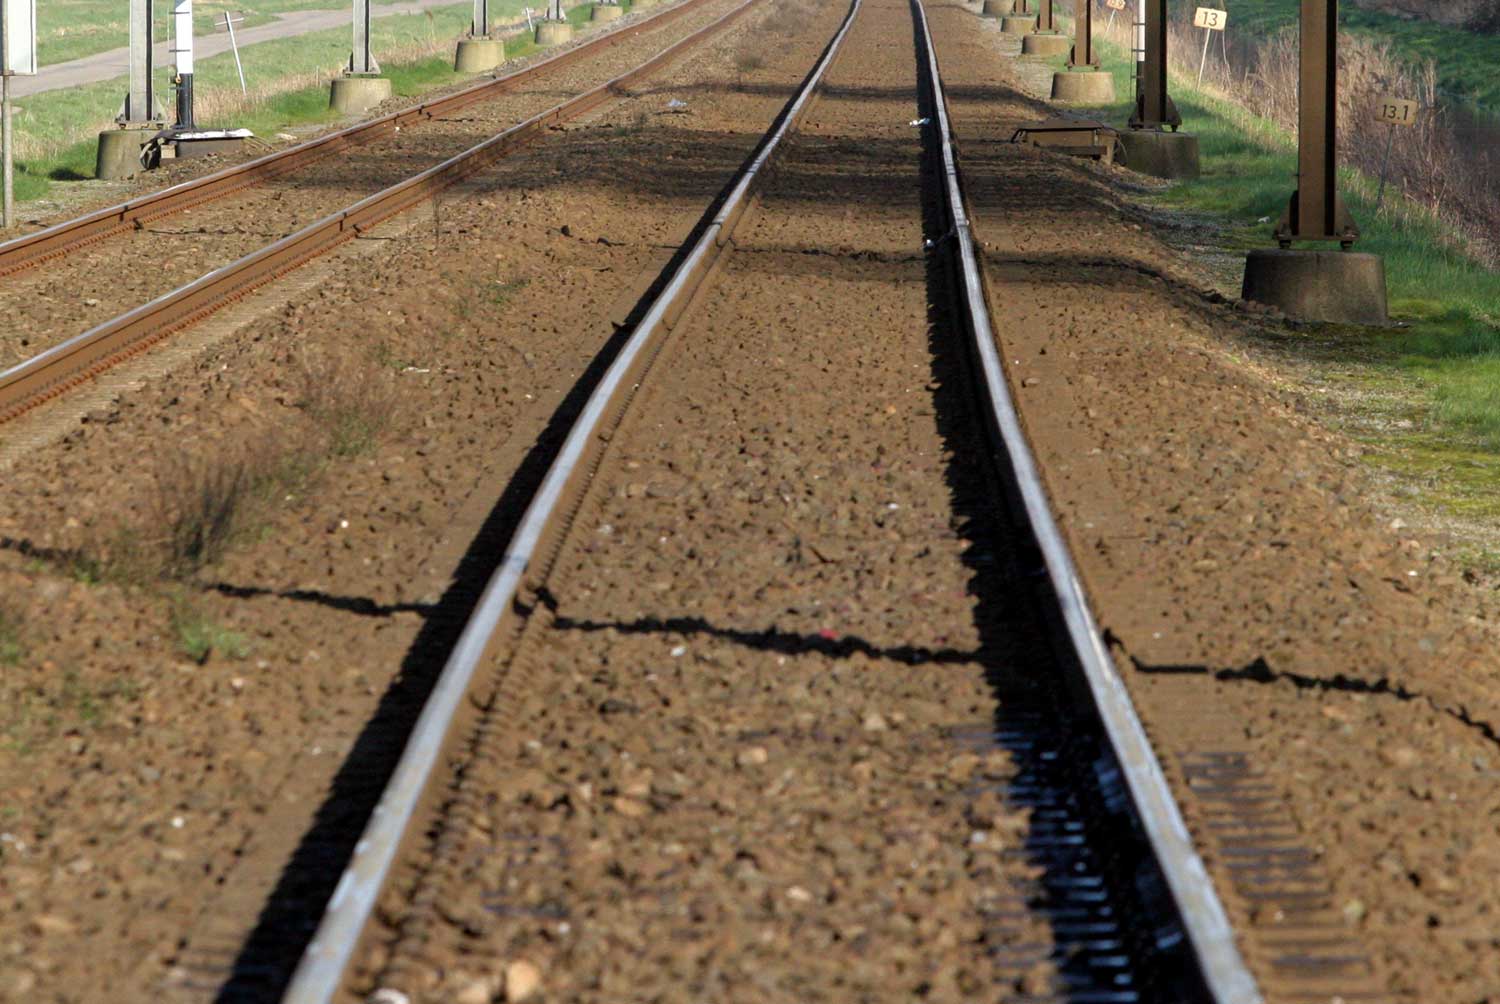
[297,351,400,459]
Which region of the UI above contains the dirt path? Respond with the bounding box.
[0,0,846,997]
[929,4,1500,1001]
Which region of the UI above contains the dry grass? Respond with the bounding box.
[1145,16,1500,266]
[71,351,399,584]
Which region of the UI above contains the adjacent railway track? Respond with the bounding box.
[0,0,759,425]
[273,0,1266,1000]
[0,0,713,280]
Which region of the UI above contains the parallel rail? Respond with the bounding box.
[912,0,1260,1000]
[0,0,762,426]
[0,0,715,279]
[276,0,1266,1001]
[279,0,865,997]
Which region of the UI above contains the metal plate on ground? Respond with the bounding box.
[1011,117,1120,163]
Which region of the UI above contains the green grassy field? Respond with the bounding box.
[1043,29,1500,520]
[38,0,441,66]
[7,0,604,205]
[1169,0,1500,109]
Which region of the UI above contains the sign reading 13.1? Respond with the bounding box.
[1375,96,1419,127]
[1193,6,1227,29]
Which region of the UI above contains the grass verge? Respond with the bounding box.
[1176,0,1500,109]
[1036,25,1500,542]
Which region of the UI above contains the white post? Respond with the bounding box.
[350,0,378,73]
[2,73,11,231]
[172,0,194,127]
[1197,26,1210,86]
[125,0,155,121]
[224,12,246,95]
[1,0,12,230]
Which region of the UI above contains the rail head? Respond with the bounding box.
[276,1,863,1000]
[909,2,1262,1003]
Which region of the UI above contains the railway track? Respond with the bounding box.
[0,0,759,426]
[272,0,1267,1000]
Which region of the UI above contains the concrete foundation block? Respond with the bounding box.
[980,0,1009,15]
[535,20,574,44]
[1021,31,1070,56]
[591,3,623,19]
[329,75,393,115]
[1118,128,1200,179]
[454,37,504,72]
[1242,249,1388,325]
[1001,13,1035,32]
[95,127,157,180]
[1050,68,1115,104]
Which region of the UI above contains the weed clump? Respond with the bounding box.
[171,598,250,664]
[0,600,25,666]
[299,351,400,458]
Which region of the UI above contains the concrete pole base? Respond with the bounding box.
[1050,68,1115,104]
[454,37,504,72]
[1242,249,1388,325]
[590,3,623,19]
[980,0,1008,15]
[535,20,574,44]
[95,127,157,180]
[329,75,394,114]
[1001,13,1035,32]
[1118,128,1200,179]
[1021,31,1070,56]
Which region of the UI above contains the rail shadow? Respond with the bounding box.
[1127,651,1500,750]
[910,2,1209,999]
[200,31,851,998]
[544,601,981,666]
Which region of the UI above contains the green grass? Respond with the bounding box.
[171,599,250,663]
[1170,0,1500,110]
[1050,31,1500,523]
[0,604,24,667]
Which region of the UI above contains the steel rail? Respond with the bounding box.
[278,0,862,998]
[910,1,1263,1001]
[0,0,716,279]
[0,0,764,426]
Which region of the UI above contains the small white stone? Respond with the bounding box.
[505,960,542,1002]
[171,816,185,829]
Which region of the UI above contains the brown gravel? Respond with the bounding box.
[929,3,1500,1001]
[0,0,845,998]
[354,1,1122,1000]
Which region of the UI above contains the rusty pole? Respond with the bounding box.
[1276,0,1358,246]
[1129,0,1179,130]
[1036,0,1054,33]
[1068,0,1096,67]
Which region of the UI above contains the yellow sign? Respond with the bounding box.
[1105,0,1126,9]
[1375,96,1419,127]
[1193,6,1227,29]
